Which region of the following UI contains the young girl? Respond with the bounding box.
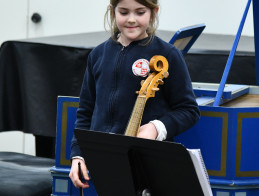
[69,0,200,189]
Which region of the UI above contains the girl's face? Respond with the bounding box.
[114,0,152,46]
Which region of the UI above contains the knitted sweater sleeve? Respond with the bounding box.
[70,54,96,158]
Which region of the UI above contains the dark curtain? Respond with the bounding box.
[0,41,91,137]
[185,51,256,85]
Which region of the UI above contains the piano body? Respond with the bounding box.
[176,0,259,195]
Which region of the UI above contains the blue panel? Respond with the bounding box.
[194,89,231,99]
[194,85,249,99]
[52,177,72,195]
[175,115,223,171]
[52,176,97,196]
[240,118,259,171]
[65,106,78,160]
[169,23,205,55]
[55,96,79,168]
[55,97,64,167]
[212,187,259,196]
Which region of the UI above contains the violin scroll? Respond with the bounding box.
[138,55,169,98]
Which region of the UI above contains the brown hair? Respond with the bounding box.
[104,0,159,44]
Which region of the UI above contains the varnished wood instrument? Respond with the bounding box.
[124,55,169,137]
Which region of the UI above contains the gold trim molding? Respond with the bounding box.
[60,101,79,166]
[236,112,259,177]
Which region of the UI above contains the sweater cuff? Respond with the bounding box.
[72,156,85,162]
[150,120,167,141]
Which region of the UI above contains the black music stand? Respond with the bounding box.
[75,129,204,196]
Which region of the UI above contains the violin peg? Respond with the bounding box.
[163,72,169,78]
[140,80,145,86]
[152,88,159,91]
[158,79,164,85]
[136,91,139,94]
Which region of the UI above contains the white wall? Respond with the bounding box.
[0,0,255,45]
[159,0,254,36]
[0,0,28,44]
[27,0,108,38]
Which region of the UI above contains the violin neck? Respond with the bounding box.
[125,96,147,137]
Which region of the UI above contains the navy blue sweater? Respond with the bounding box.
[70,36,200,158]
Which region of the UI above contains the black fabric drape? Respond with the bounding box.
[0,41,91,137]
[185,51,256,85]
[0,152,55,196]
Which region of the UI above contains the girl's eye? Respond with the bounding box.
[120,12,128,15]
[137,12,145,16]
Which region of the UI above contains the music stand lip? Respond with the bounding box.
[75,129,204,196]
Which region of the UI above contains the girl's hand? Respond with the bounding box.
[137,123,158,140]
[69,158,90,189]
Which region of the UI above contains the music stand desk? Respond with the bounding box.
[75,129,204,196]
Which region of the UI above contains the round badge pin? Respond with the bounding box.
[132,59,150,77]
